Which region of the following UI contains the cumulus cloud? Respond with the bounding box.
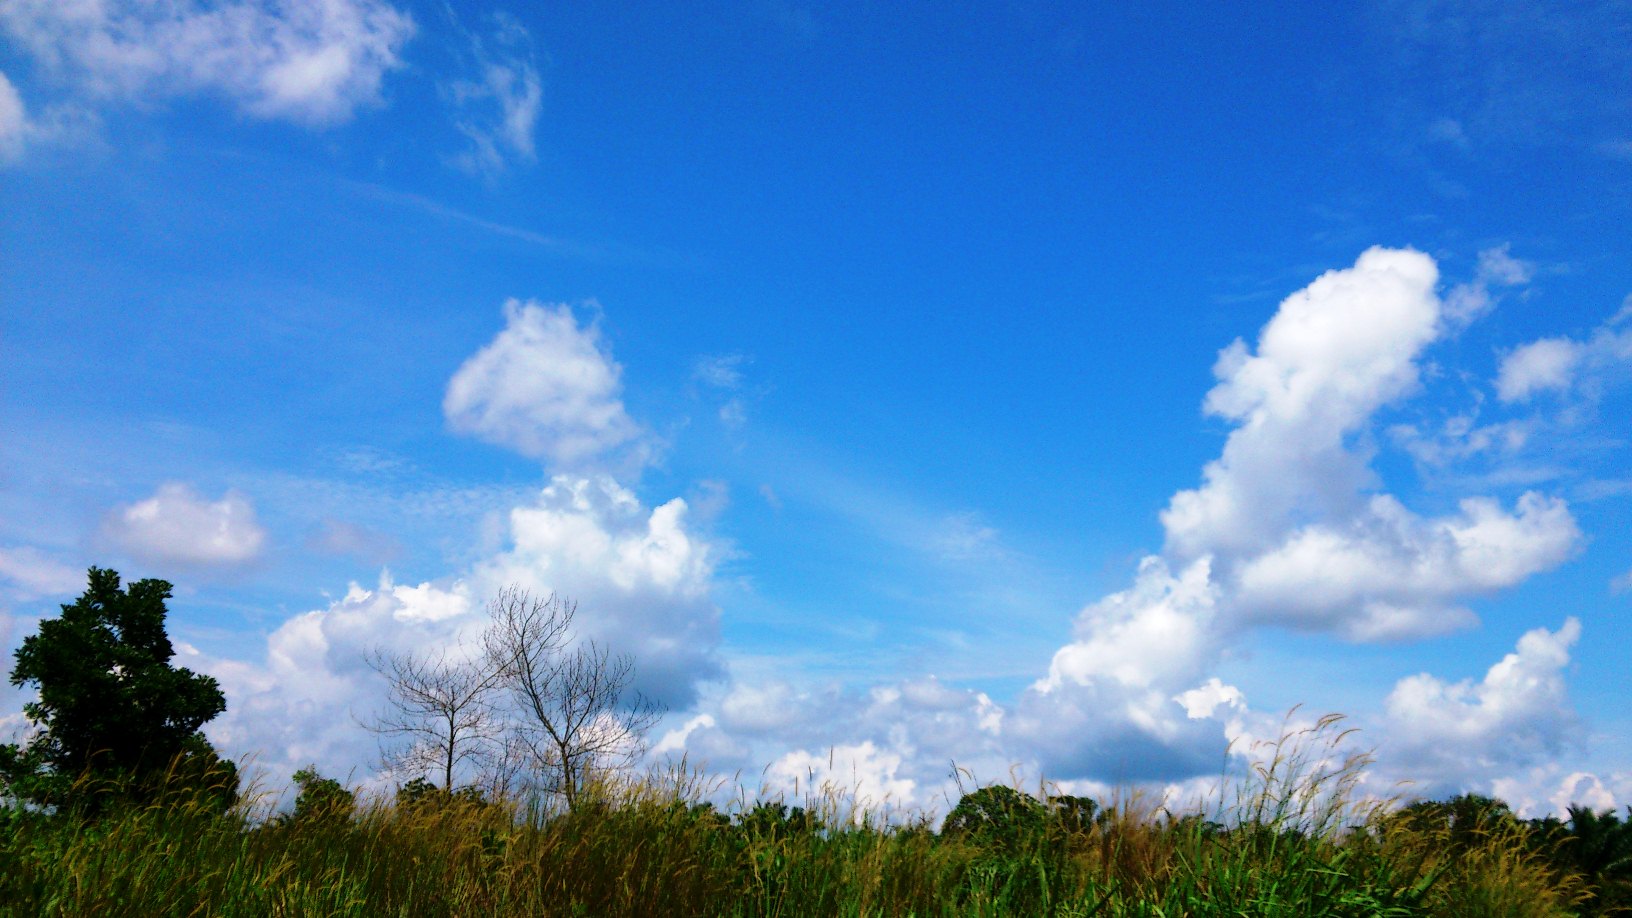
[1010,557,1239,781]
[447,12,542,175]
[764,742,916,811]
[638,247,1592,801]
[196,573,480,782]
[1154,247,1579,640]
[201,471,729,782]
[474,475,723,707]
[1233,491,1578,640]
[1164,247,1442,561]
[103,483,267,568]
[1383,618,1582,794]
[445,300,646,470]
[0,0,414,126]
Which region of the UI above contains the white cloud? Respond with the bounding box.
[1163,247,1443,561]
[933,512,1001,562]
[0,545,85,601]
[1152,247,1578,639]
[1010,557,1240,781]
[447,13,542,175]
[1614,566,1632,594]
[1443,244,1533,327]
[1233,491,1578,640]
[0,68,97,165]
[444,300,646,469]
[1497,338,1583,402]
[0,0,415,126]
[103,482,267,568]
[474,475,724,707]
[201,472,729,784]
[1383,618,1582,793]
[693,354,748,389]
[195,573,481,783]
[1497,307,1632,404]
[763,741,917,811]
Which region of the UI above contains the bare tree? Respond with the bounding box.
[366,643,501,793]
[482,588,664,810]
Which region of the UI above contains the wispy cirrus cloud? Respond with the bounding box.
[444,11,543,175]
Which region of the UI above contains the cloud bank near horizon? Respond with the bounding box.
[0,247,1618,817]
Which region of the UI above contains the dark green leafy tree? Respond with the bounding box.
[1392,792,1516,854]
[0,568,235,814]
[736,800,818,840]
[1532,805,1632,915]
[943,785,1045,852]
[289,766,355,824]
[1046,794,1105,836]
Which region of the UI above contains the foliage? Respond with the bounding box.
[0,762,1609,918]
[396,776,491,811]
[289,766,355,824]
[943,785,1045,847]
[0,568,235,815]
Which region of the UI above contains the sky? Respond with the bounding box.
[2,0,1631,817]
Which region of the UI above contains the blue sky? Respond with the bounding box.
[2,0,1631,814]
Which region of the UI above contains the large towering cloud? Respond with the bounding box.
[1160,246,1579,639]
[1164,247,1444,562]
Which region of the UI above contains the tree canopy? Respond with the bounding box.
[0,567,236,813]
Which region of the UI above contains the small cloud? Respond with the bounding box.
[1443,244,1533,328]
[1495,304,1632,403]
[718,398,747,430]
[1612,566,1632,594]
[0,71,25,164]
[0,69,97,166]
[443,300,647,471]
[0,546,86,600]
[693,354,748,389]
[758,484,782,511]
[103,483,267,568]
[933,512,1000,562]
[1497,338,1583,402]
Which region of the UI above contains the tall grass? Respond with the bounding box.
[0,716,1593,917]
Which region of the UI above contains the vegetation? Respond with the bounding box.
[0,567,237,816]
[3,570,1631,915]
[365,587,662,811]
